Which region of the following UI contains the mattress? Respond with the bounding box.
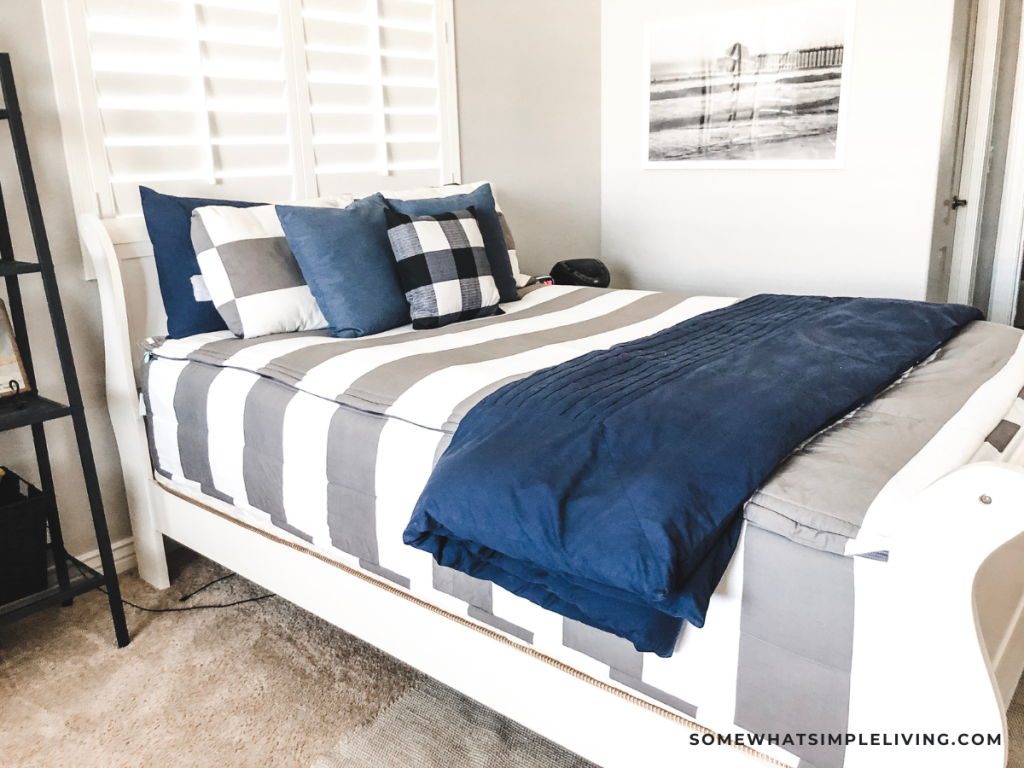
[143,285,1024,768]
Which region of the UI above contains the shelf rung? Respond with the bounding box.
[0,109,7,120]
[0,260,41,276]
[0,555,107,626]
[0,396,72,431]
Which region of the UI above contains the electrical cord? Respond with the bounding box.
[71,560,275,613]
[178,572,236,602]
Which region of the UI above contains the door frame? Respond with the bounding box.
[947,0,1007,305]
[989,3,1024,323]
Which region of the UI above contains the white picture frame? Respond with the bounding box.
[643,1,857,170]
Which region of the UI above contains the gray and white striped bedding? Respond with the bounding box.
[143,285,1024,768]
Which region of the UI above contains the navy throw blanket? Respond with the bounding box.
[403,295,982,657]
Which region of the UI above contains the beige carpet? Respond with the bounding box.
[3,547,1024,768]
[1,549,421,767]
[313,676,595,768]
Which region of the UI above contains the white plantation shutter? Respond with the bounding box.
[45,0,459,220]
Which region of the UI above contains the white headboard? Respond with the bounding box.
[79,215,165,392]
[78,213,173,586]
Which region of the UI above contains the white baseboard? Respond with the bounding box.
[71,536,137,575]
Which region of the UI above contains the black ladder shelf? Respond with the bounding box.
[0,53,129,647]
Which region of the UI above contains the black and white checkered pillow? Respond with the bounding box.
[385,207,501,329]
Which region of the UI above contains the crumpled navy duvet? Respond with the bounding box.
[403,294,982,657]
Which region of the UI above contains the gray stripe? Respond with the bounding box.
[433,561,492,612]
[986,419,1020,452]
[217,299,243,337]
[343,291,688,410]
[190,214,214,254]
[746,321,1023,553]
[855,550,889,562]
[608,668,697,717]
[216,236,307,297]
[467,606,534,644]
[242,378,299,535]
[141,358,161,475]
[735,524,854,768]
[174,362,220,489]
[186,329,333,363]
[441,373,530,433]
[325,406,387,563]
[252,287,604,385]
[359,560,411,589]
[562,618,643,678]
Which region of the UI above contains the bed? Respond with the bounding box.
[80,211,1024,768]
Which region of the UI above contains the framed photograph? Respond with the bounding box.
[0,299,30,398]
[644,1,856,169]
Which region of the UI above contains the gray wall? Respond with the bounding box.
[453,0,602,278]
[601,0,958,300]
[0,1,133,559]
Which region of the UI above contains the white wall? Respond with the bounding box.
[0,1,133,560]
[454,0,602,278]
[601,0,957,300]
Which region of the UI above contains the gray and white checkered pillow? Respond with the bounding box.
[385,207,501,329]
[191,195,351,338]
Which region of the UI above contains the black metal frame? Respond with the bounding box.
[0,52,129,647]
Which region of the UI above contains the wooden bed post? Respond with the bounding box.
[79,214,170,589]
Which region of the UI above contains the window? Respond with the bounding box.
[43,0,460,222]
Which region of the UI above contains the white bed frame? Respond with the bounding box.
[80,211,1024,768]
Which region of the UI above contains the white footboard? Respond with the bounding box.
[78,211,1024,767]
[847,462,1024,767]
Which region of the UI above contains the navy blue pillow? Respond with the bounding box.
[386,184,519,303]
[276,194,410,338]
[140,186,261,338]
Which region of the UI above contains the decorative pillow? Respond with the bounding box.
[276,194,411,339]
[383,182,528,302]
[140,187,262,339]
[384,207,501,329]
[191,195,352,338]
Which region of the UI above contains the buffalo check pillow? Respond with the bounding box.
[384,207,502,329]
[191,195,351,338]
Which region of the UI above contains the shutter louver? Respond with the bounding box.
[301,0,446,195]
[63,0,454,217]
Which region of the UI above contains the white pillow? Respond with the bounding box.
[191,195,352,338]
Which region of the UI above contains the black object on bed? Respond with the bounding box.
[404,294,982,657]
[550,259,611,288]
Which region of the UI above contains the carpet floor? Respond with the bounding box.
[3,547,1024,768]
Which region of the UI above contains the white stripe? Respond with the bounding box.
[221,336,341,370]
[206,367,260,507]
[152,331,235,360]
[298,288,641,401]
[147,358,190,479]
[389,296,737,430]
[281,394,338,547]
[849,334,1024,555]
